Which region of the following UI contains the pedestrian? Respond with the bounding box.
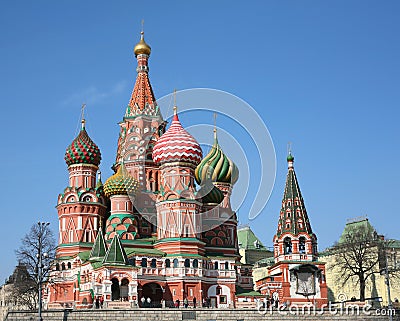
[184,297,188,308]
[147,296,151,308]
[99,296,104,308]
[192,297,196,308]
[176,299,180,308]
[95,297,100,309]
[141,296,145,307]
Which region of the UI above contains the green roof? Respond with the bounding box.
[125,247,165,257]
[338,218,376,244]
[78,251,91,262]
[103,235,129,266]
[237,226,267,250]
[236,286,264,297]
[89,230,107,260]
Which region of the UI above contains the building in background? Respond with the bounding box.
[0,264,35,319]
[322,217,400,307]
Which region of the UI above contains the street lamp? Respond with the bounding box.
[37,221,50,321]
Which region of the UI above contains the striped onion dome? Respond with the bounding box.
[103,163,139,197]
[195,130,239,185]
[197,179,224,205]
[65,121,101,166]
[152,109,203,166]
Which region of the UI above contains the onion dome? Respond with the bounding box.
[197,179,224,205]
[195,129,239,185]
[287,152,294,162]
[103,163,139,197]
[134,31,151,56]
[64,120,101,167]
[152,108,203,166]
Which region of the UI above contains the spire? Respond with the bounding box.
[102,234,129,266]
[89,229,107,261]
[276,152,313,237]
[81,103,86,129]
[126,31,158,117]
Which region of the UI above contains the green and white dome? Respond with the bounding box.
[195,130,239,185]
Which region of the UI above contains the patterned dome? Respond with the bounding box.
[195,130,239,185]
[134,32,151,56]
[65,124,101,167]
[152,110,203,166]
[197,179,224,205]
[103,163,139,197]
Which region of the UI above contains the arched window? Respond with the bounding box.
[61,263,66,270]
[193,259,198,268]
[173,258,179,268]
[299,237,306,254]
[55,263,60,271]
[67,262,71,269]
[225,261,229,270]
[184,259,190,268]
[141,258,147,267]
[165,259,170,268]
[151,259,157,268]
[284,237,292,254]
[214,261,219,270]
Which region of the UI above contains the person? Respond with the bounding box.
[141,296,145,307]
[95,297,100,309]
[202,298,206,308]
[147,297,151,308]
[184,297,188,308]
[175,299,180,308]
[99,296,104,308]
[192,297,196,308]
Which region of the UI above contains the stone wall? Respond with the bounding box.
[4,308,400,321]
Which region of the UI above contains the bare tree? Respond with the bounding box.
[330,223,382,301]
[15,222,56,310]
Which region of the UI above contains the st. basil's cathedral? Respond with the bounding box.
[45,32,328,309]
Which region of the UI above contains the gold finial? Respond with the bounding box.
[81,103,86,129]
[173,89,178,115]
[133,21,151,56]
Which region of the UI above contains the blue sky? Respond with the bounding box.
[1,1,399,282]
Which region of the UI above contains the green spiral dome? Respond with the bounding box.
[197,179,225,205]
[195,131,239,185]
[103,163,139,197]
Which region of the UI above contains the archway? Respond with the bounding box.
[111,278,120,301]
[120,278,129,301]
[141,283,163,307]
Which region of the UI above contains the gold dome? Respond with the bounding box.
[134,32,151,56]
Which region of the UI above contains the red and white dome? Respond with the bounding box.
[152,111,203,165]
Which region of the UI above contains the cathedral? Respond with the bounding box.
[45,32,246,309]
[45,32,327,310]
